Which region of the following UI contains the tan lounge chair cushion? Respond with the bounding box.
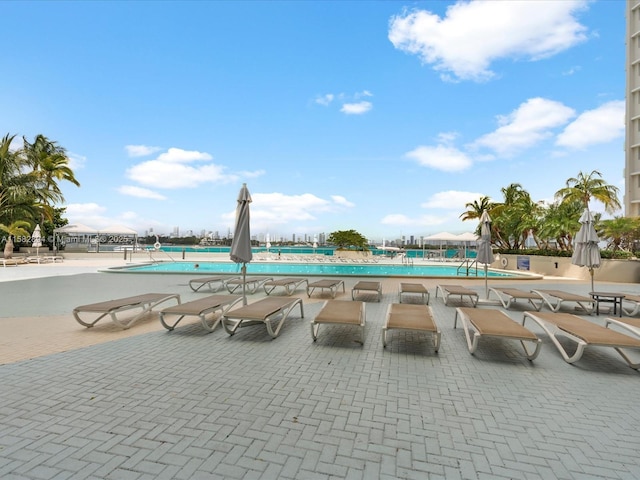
[532,311,640,347]
[314,300,364,325]
[386,304,436,332]
[458,307,537,340]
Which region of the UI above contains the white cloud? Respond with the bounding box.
[118,185,167,200]
[555,100,625,149]
[125,145,162,157]
[66,202,106,216]
[221,192,354,231]
[341,101,373,115]
[315,94,335,106]
[405,145,472,172]
[388,0,588,82]
[156,147,212,163]
[473,97,575,156]
[126,147,236,188]
[331,195,355,208]
[66,152,86,170]
[421,190,485,209]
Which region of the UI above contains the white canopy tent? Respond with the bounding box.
[423,232,462,259]
[53,223,138,253]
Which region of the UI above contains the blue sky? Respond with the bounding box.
[2,0,626,243]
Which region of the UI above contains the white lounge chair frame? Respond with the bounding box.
[435,284,478,307]
[621,294,640,316]
[2,258,26,267]
[523,311,640,368]
[159,294,243,332]
[26,255,63,264]
[222,296,304,338]
[226,276,274,295]
[263,277,309,296]
[605,316,640,339]
[306,279,345,298]
[311,300,366,344]
[454,307,541,359]
[398,283,430,304]
[530,289,594,314]
[189,275,241,293]
[73,293,181,329]
[382,303,440,351]
[488,287,543,311]
[351,281,382,302]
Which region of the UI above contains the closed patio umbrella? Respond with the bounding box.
[230,183,253,305]
[476,210,494,299]
[32,225,42,257]
[572,208,601,292]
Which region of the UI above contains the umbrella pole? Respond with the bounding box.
[484,264,489,299]
[242,264,247,305]
[590,268,594,293]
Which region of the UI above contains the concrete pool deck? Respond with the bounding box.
[1,256,640,479]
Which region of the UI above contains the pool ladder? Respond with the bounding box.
[457,259,480,277]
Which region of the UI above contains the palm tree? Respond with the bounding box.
[0,134,39,226]
[598,216,640,252]
[22,134,80,223]
[0,220,30,259]
[460,196,494,222]
[555,170,621,214]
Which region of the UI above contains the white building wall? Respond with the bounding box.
[626,2,640,216]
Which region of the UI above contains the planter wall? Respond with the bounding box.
[495,254,640,284]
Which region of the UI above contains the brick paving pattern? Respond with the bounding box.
[1,271,640,479]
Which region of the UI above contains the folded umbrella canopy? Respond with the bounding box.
[572,208,601,292]
[476,210,494,299]
[230,183,253,305]
[32,225,42,257]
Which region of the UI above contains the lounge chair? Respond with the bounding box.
[310,300,366,344]
[398,282,430,304]
[189,275,241,293]
[159,294,243,332]
[306,279,345,298]
[604,316,640,338]
[435,284,478,307]
[454,307,541,359]
[73,293,181,329]
[2,258,26,267]
[621,294,640,316]
[26,255,63,264]
[263,277,309,296]
[523,311,640,368]
[351,281,382,302]
[488,287,543,311]
[222,296,304,338]
[226,276,274,294]
[530,289,595,314]
[382,303,440,351]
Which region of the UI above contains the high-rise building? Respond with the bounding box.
[626,2,640,216]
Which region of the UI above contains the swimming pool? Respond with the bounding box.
[107,261,534,278]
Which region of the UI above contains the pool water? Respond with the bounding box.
[109,261,526,278]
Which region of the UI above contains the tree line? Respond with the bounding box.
[0,133,80,257]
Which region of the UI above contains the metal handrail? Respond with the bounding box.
[456,259,479,276]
